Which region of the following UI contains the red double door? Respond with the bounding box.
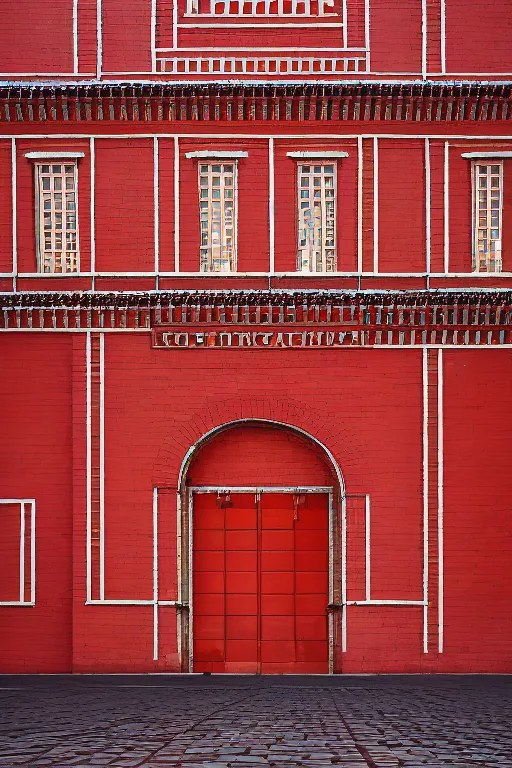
[192,492,330,674]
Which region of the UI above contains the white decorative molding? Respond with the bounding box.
[0,499,36,607]
[24,152,85,159]
[287,151,349,158]
[462,152,512,158]
[185,151,249,158]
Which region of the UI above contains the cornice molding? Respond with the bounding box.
[1,83,512,122]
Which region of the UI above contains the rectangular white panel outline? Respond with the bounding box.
[157,0,370,60]
[438,348,444,653]
[0,499,36,607]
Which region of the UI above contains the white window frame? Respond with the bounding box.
[295,161,337,273]
[186,0,338,16]
[471,161,503,274]
[29,156,82,274]
[197,160,239,273]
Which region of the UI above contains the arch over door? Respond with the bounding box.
[192,490,330,674]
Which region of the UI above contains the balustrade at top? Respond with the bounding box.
[186,0,337,15]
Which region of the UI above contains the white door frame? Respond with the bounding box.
[187,485,336,674]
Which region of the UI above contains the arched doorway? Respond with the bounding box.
[178,420,345,674]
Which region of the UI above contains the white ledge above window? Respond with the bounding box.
[24,152,85,159]
[461,152,512,159]
[287,151,349,159]
[185,151,248,159]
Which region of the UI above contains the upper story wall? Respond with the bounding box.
[1,0,512,82]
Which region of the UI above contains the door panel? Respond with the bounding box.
[192,491,329,673]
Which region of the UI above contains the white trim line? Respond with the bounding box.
[462,152,512,159]
[153,487,159,660]
[0,500,36,608]
[99,333,105,601]
[6,132,512,140]
[174,137,180,272]
[151,0,157,73]
[73,0,79,74]
[269,138,275,274]
[287,151,349,158]
[347,600,426,606]
[444,142,449,274]
[425,138,431,273]
[24,152,85,159]
[438,348,444,653]
[154,138,159,277]
[90,138,95,275]
[30,500,36,604]
[364,0,370,71]
[19,502,25,603]
[440,0,446,74]
[421,0,427,80]
[96,0,103,79]
[341,493,347,652]
[422,348,429,653]
[357,136,363,274]
[365,494,371,601]
[342,0,348,48]
[86,332,92,603]
[192,486,332,493]
[172,0,178,49]
[373,136,378,273]
[11,139,17,288]
[185,151,249,159]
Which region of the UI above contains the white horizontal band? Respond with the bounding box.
[461,152,512,159]
[24,152,85,159]
[185,151,249,159]
[287,151,349,158]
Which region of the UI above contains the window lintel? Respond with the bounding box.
[24,152,85,161]
[185,151,248,159]
[287,151,349,159]
[462,152,512,159]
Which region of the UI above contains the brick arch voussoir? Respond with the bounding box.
[152,397,355,488]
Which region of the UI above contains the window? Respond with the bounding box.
[35,162,79,273]
[199,162,237,272]
[296,163,337,272]
[472,162,503,273]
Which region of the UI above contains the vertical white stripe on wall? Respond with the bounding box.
[421,0,427,78]
[342,0,348,48]
[73,0,79,74]
[99,333,105,601]
[422,348,429,653]
[365,495,371,601]
[174,136,180,272]
[153,487,159,661]
[438,348,444,653]
[441,0,446,74]
[154,138,160,280]
[86,332,92,603]
[19,502,25,603]
[151,0,157,72]
[173,0,178,49]
[357,136,363,274]
[90,138,96,276]
[373,137,378,273]
[425,138,431,273]
[96,0,103,79]
[364,0,370,70]
[11,139,17,289]
[30,500,36,604]
[269,138,275,273]
[444,142,450,273]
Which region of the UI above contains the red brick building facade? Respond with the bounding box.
[1,0,512,674]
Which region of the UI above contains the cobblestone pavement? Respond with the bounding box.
[0,676,510,768]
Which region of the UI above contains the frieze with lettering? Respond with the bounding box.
[151,324,509,349]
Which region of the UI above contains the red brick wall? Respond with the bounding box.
[1,335,512,672]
